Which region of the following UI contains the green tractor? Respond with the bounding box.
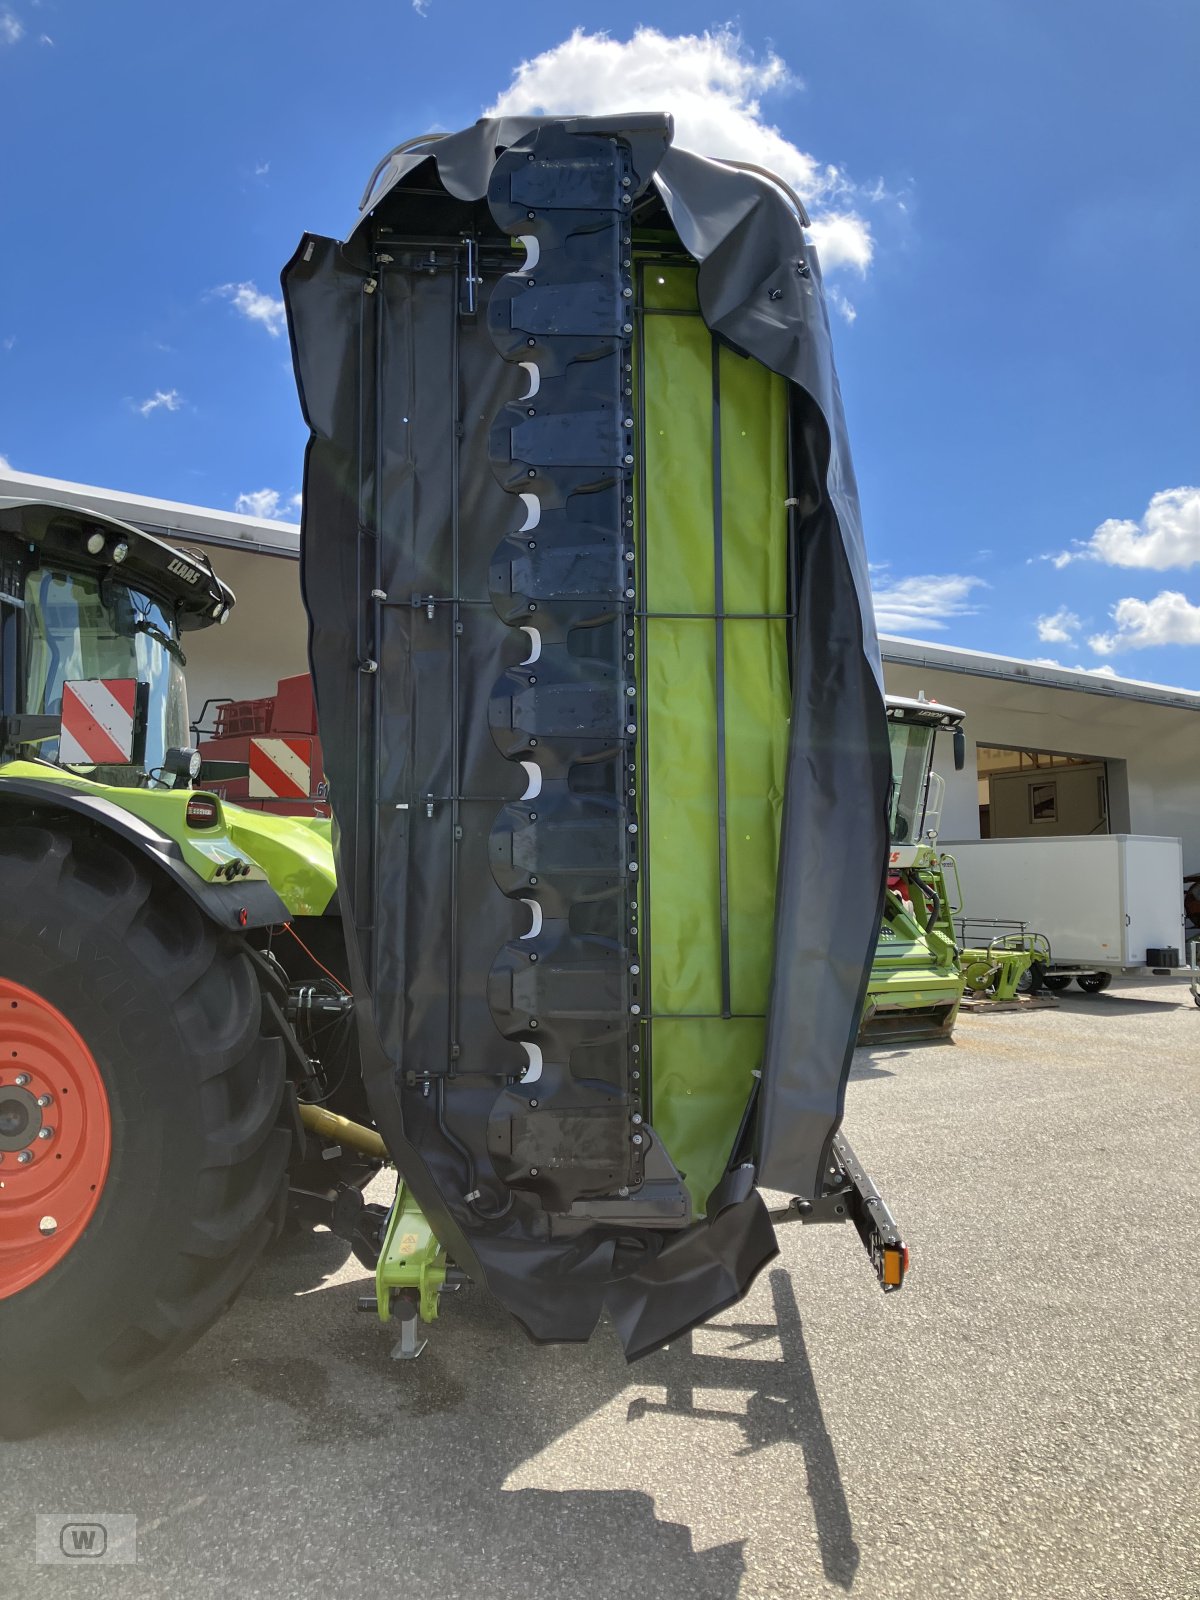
[0,497,379,1435]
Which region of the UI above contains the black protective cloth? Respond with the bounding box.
[282,115,890,1354]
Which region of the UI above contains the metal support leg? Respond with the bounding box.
[390,1291,428,1361]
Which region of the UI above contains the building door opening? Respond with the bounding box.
[977,746,1110,840]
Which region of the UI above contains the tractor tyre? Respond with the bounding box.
[1041,973,1073,992]
[0,821,290,1436]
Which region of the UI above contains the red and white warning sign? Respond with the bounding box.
[59,678,138,766]
[248,737,313,800]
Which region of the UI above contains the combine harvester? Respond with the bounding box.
[861,695,967,1042]
[861,696,1032,1041]
[2,114,909,1430]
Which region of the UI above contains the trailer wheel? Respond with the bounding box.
[1076,972,1112,994]
[0,822,290,1436]
[1041,973,1073,992]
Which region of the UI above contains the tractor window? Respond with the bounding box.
[22,568,189,784]
[887,721,935,844]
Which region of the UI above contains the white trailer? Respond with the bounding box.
[943,835,1186,990]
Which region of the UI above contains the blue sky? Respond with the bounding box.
[2,1,1198,684]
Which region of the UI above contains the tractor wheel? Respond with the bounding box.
[1041,973,1073,992]
[1076,972,1113,994]
[0,822,290,1435]
[1016,960,1047,996]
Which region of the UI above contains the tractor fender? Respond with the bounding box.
[0,775,289,931]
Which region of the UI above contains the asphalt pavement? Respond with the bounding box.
[4,974,1197,1599]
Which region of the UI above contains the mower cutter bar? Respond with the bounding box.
[770,1132,909,1293]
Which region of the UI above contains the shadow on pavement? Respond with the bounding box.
[1054,993,1186,1013]
[849,1054,900,1081]
[628,1270,860,1590]
[5,1234,860,1598]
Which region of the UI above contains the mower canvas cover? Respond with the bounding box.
[283,115,890,1355]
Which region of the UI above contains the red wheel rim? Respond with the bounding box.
[0,979,112,1298]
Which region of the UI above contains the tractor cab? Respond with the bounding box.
[0,500,231,785]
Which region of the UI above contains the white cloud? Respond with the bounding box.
[0,453,12,471]
[1035,606,1081,644]
[485,27,875,274]
[1089,591,1200,654]
[2,335,13,351]
[412,0,429,12]
[136,388,183,417]
[234,488,301,521]
[1033,657,1119,678]
[216,281,287,337]
[871,573,985,634]
[1,12,23,45]
[826,285,857,324]
[1054,486,1200,570]
[254,161,270,177]
[805,212,873,274]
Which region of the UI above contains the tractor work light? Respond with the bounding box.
[85,531,106,556]
[110,541,129,564]
[163,745,202,787]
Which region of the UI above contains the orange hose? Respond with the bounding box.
[282,923,351,994]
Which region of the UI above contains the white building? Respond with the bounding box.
[885,638,1200,870]
[6,467,1200,871]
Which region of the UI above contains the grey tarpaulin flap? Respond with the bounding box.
[281,115,890,1355]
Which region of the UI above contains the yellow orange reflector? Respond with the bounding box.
[882,1245,907,1287]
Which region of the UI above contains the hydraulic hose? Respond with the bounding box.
[435,1078,513,1221]
[920,882,942,932]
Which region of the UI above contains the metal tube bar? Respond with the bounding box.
[352,282,371,977]
[370,273,386,997]
[448,261,462,1071]
[634,262,654,1112]
[711,335,732,1020]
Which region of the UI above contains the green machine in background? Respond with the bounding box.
[862,696,1033,1043]
[861,696,967,1043]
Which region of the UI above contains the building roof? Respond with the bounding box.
[5,465,1197,710]
[882,634,1200,712]
[0,466,300,559]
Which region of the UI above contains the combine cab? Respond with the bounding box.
[861,696,967,1042]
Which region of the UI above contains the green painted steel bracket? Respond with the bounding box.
[375,1182,446,1325]
[961,947,1033,1001]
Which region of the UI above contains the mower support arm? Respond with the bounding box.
[771,1133,909,1292]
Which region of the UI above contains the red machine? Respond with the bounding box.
[197,673,329,817]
